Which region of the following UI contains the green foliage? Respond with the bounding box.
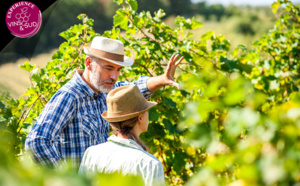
[0,147,143,186]
[0,0,300,185]
[244,1,300,108]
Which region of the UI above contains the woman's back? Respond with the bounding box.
[79,135,165,186]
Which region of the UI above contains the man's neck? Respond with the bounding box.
[81,69,99,93]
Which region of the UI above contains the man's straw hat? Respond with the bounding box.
[84,36,133,66]
[102,85,157,122]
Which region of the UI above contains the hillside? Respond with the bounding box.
[0,49,57,98]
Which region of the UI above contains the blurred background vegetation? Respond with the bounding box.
[0,0,282,98]
[2,0,278,61]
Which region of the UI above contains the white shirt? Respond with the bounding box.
[79,135,165,186]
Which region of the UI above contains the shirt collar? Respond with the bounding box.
[108,135,145,152]
[73,69,97,97]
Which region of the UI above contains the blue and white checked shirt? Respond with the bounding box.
[25,70,153,168]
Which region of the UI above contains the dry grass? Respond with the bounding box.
[0,49,58,98]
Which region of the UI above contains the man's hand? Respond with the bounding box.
[162,54,184,89]
[146,53,184,92]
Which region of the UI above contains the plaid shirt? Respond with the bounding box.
[25,70,153,168]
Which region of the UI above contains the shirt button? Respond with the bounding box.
[93,93,98,99]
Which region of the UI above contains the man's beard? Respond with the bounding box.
[90,68,116,93]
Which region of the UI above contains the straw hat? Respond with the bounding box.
[102,84,157,122]
[84,36,134,66]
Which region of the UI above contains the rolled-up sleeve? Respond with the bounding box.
[25,91,75,168]
[114,76,154,99]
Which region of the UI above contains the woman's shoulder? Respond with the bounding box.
[85,141,115,152]
[137,151,162,166]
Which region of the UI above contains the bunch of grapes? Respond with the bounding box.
[15,7,31,24]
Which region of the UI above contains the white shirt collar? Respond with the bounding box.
[108,135,145,151]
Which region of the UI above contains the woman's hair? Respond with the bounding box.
[109,116,148,151]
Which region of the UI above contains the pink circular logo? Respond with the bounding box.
[5,1,42,38]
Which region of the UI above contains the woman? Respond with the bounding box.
[79,84,165,186]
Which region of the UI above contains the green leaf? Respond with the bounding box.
[149,108,159,121]
[59,31,70,40]
[191,17,203,29]
[19,62,36,72]
[0,100,5,110]
[128,0,138,11]
[163,97,177,109]
[163,119,179,134]
[147,122,165,138]
[180,90,190,97]
[271,1,281,13]
[114,11,129,30]
[23,87,36,96]
[220,56,239,72]
[165,150,174,167]
[31,74,42,84]
[239,62,253,74]
[173,150,186,174]
[201,31,214,41]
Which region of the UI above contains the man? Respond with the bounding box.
[25,36,183,169]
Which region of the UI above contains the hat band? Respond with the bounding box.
[90,48,124,62]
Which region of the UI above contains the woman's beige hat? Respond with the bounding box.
[84,36,134,66]
[102,84,157,122]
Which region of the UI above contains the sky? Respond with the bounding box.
[191,0,300,6]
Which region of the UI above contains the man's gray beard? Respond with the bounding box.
[90,69,113,93]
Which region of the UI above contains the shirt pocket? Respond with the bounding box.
[81,114,99,138]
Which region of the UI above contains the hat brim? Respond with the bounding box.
[102,101,157,122]
[84,47,134,67]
